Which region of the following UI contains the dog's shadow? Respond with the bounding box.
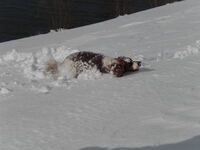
[139,67,155,73]
[124,67,155,76]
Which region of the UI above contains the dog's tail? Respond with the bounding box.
[46,59,59,74]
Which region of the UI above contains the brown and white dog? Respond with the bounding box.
[46,51,141,78]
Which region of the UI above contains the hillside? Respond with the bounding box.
[0,0,200,150]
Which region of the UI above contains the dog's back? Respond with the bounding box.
[65,51,103,68]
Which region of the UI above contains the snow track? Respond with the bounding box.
[1,38,199,89]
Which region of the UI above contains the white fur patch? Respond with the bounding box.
[132,62,139,70]
[124,58,131,63]
[58,59,77,79]
[102,56,118,67]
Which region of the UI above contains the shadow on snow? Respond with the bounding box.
[79,135,200,150]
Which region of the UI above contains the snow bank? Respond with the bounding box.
[0,46,105,94]
[0,46,79,80]
[0,46,103,80]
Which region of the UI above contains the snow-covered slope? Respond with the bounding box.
[1,0,200,150]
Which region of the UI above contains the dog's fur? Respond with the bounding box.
[46,51,141,78]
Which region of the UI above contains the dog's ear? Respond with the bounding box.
[111,63,125,77]
[117,56,133,71]
[109,58,125,77]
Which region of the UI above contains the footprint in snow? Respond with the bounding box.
[31,85,52,94]
[0,87,12,96]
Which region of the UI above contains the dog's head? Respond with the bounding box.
[111,57,141,77]
[117,57,141,71]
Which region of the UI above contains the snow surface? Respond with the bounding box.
[1,0,200,150]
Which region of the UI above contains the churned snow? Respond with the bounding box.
[1,0,200,150]
[0,87,11,95]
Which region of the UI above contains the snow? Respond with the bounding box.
[173,42,200,59]
[1,0,200,150]
[0,87,11,95]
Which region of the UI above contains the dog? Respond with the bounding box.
[46,51,141,78]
